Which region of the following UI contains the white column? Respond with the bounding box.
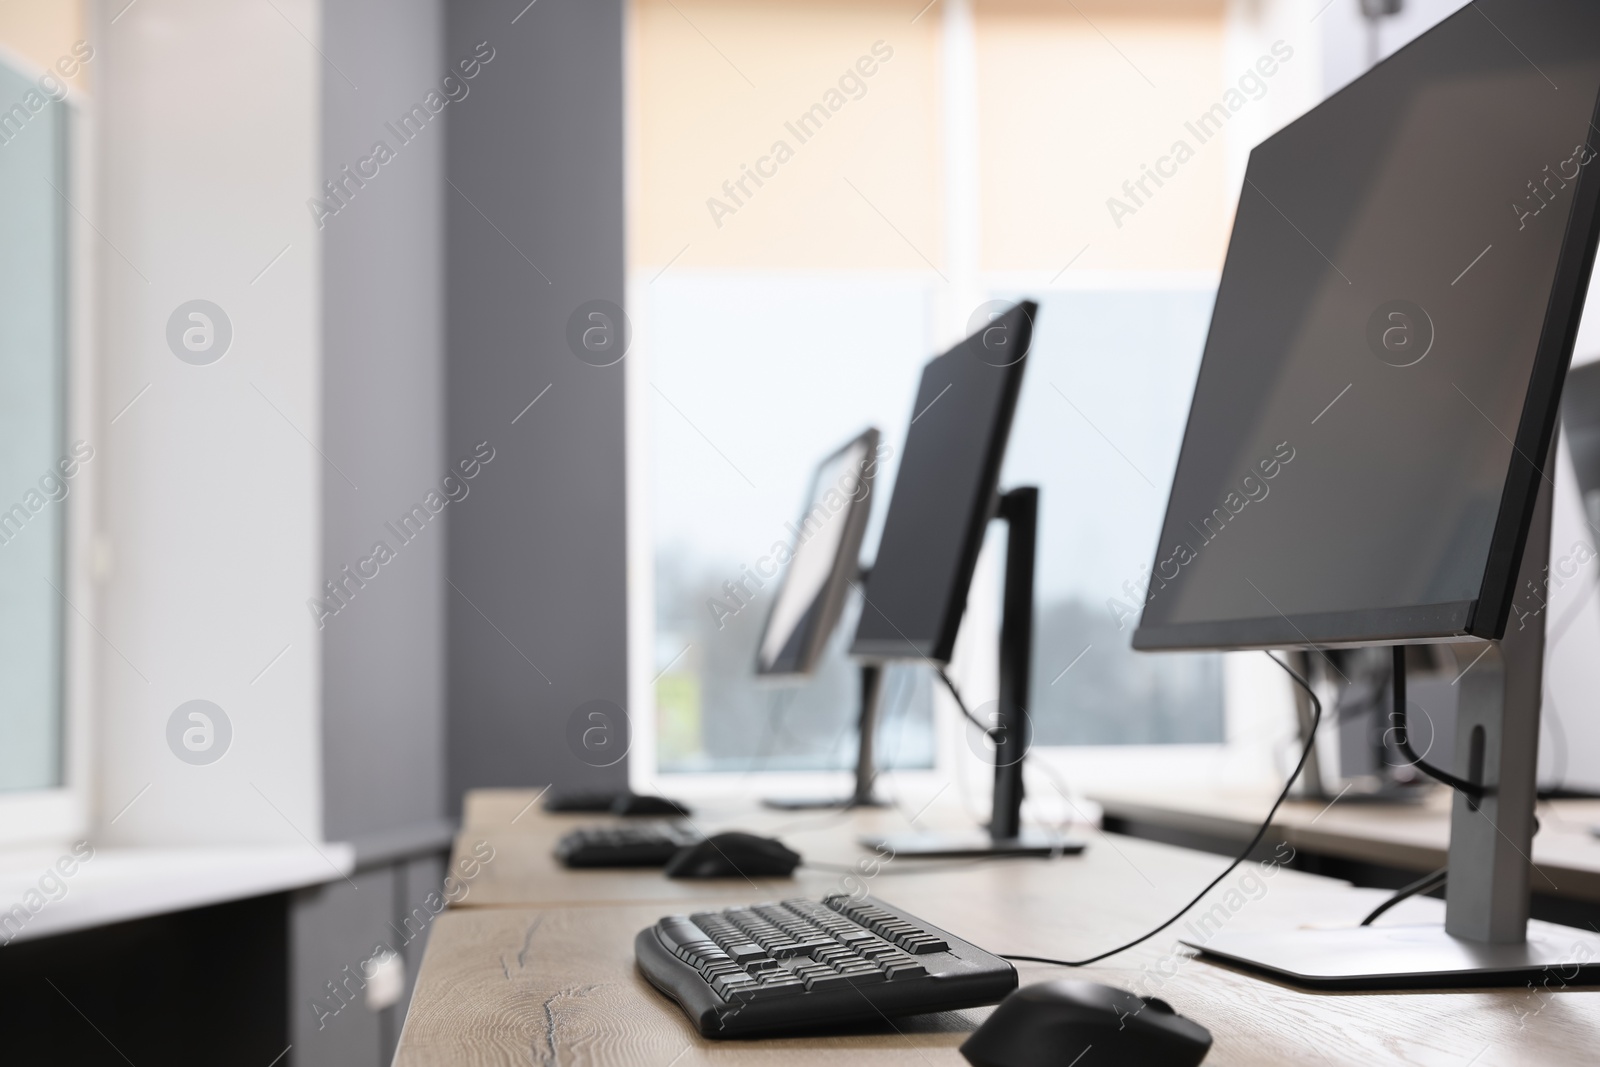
[94,0,325,845]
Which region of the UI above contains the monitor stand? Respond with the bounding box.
[1188,444,1600,987]
[762,662,890,811]
[858,487,1086,858]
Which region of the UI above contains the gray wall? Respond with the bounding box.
[304,4,454,1063]
[444,0,629,804]
[320,0,448,842]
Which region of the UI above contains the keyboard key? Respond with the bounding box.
[658,918,716,954]
[676,942,717,963]
[789,939,836,955]
[759,970,805,985]
[724,942,765,964]
[712,974,758,999]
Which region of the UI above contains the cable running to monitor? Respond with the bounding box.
[1359,866,1447,926]
[939,652,1321,968]
[1390,646,1486,799]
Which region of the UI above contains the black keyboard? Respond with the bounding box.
[553,822,703,868]
[635,894,1016,1037]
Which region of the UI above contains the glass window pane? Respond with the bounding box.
[648,276,936,773]
[0,62,67,793]
[1000,289,1225,744]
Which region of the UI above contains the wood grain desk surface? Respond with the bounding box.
[1091,787,1600,903]
[397,789,1600,1065]
[449,788,1069,909]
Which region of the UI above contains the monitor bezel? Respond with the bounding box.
[850,301,1035,664]
[1133,72,1600,653]
[754,427,881,677]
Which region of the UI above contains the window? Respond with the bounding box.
[0,58,69,794]
[0,41,90,843]
[1001,286,1224,746]
[643,277,938,773]
[627,0,1320,785]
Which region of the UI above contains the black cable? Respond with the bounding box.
[1359,866,1447,926]
[936,667,1022,831]
[1389,649,1573,802]
[937,667,1009,743]
[991,651,1323,968]
[1390,647,1486,799]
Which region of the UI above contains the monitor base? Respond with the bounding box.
[1186,923,1600,990]
[858,829,1086,858]
[760,796,889,811]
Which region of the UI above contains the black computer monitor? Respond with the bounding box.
[849,300,1080,857]
[851,305,1031,663]
[754,429,888,812]
[1134,0,1600,987]
[756,428,880,678]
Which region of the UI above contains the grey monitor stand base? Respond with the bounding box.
[855,488,1087,859]
[762,662,889,812]
[860,828,1084,858]
[762,796,888,811]
[1188,922,1600,989]
[1189,445,1600,988]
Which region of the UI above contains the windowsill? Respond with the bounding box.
[0,842,356,945]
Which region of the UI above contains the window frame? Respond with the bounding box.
[0,67,94,848]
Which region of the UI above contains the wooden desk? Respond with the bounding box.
[1093,787,1600,904]
[399,791,1600,1065]
[450,789,907,908]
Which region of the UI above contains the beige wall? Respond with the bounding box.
[976,0,1230,272]
[629,0,942,272]
[629,0,1243,275]
[0,1,89,89]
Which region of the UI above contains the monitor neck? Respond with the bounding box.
[991,486,1038,841]
[1444,441,1555,944]
[850,661,885,807]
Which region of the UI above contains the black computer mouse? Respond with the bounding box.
[612,793,693,817]
[961,980,1212,1067]
[663,832,801,879]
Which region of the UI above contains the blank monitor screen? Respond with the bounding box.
[1134,0,1600,651]
[756,429,879,676]
[851,302,1034,662]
